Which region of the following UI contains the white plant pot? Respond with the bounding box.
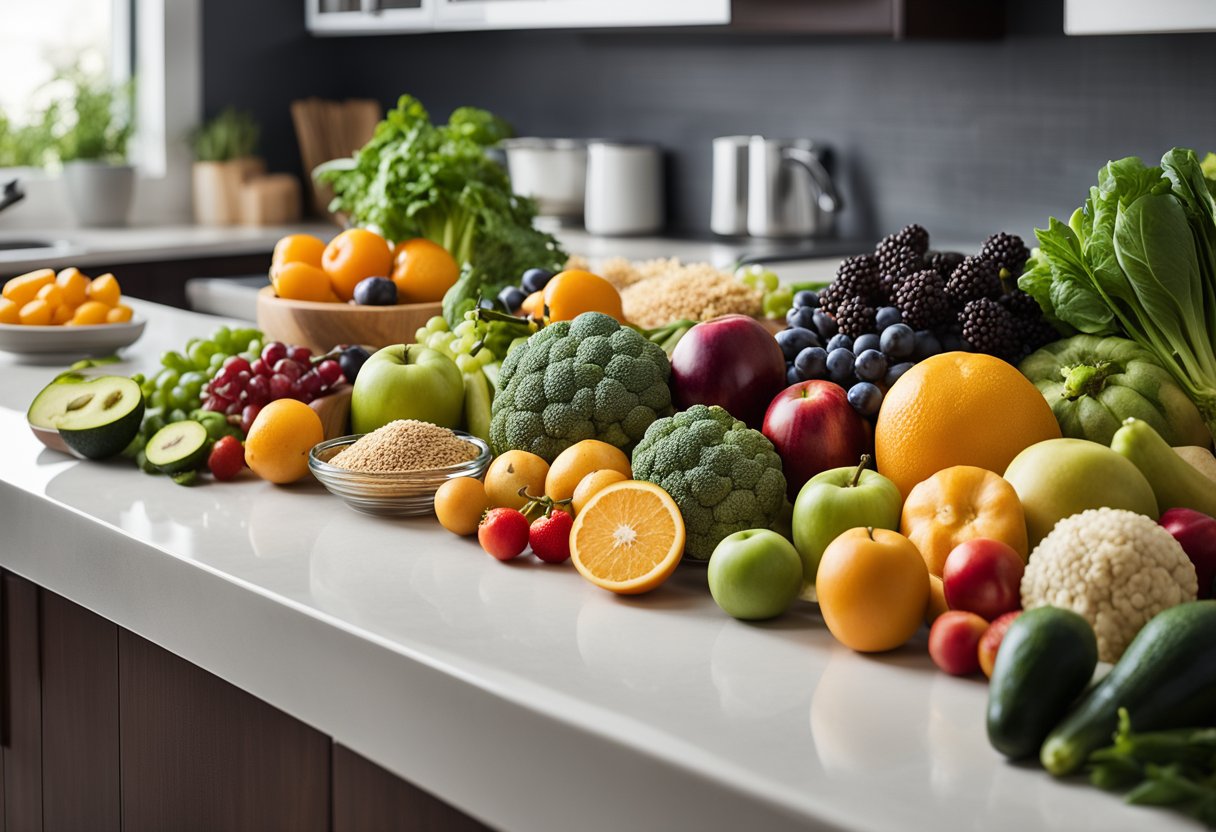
[61,161,135,228]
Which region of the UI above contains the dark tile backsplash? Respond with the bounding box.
[204,0,1216,243]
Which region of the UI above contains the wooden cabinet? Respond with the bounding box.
[0,576,492,832]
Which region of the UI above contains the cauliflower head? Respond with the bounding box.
[631,404,786,560]
[489,312,674,462]
[1021,507,1198,662]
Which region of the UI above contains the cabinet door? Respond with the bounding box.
[333,744,491,832]
[2,571,42,832]
[118,630,331,832]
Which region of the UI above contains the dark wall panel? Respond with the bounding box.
[202,1,1216,241]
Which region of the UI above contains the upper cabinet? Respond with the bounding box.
[306,0,1002,38]
[1065,0,1216,34]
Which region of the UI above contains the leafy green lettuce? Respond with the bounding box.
[1022,149,1216,440]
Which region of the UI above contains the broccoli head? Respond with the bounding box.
[489,312,674,462]
[631,404,787,560]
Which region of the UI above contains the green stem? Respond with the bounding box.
[849,454,872,488]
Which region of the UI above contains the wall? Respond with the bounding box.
[202,0,1216,243]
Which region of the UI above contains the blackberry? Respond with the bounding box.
[889,224,931,256]
[979,232,1030,280]
[960,298,1020,361]
[945,256,1002,308]
[927,250,965,282]
[1000,289,1041,322]
[878,248,923,303]
[893,269,952,330]
[821,254,880,315]
[833,296,877,338]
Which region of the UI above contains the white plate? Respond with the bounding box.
[0,317,146,358]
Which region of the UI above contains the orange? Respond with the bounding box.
[18,299,52,325]
[570,480,685,594]
[543,269,624,323]
[244,399,324,484]
[71,301,111,325]
[519,290,544,318]
[925,575,949,625]
[0,298,20,324]
[434,477,490,536]
[322,228,393,301]
[484,450,549,509]
[36,282,63,310]
[571,469,628,515]
[273,262,340,302]
[544,439,632,503]
[106,304,134,324]
[391,238,460,304]
[272,234,327,269]
[52,304,74,325]
[56,268,89,306]
[875,352,1061,498]
[87,273,121,307]
[900,465,1028,576]
[815,527,929,653]
[3,269,55,306]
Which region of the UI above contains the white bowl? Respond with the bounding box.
[0,317,146,358]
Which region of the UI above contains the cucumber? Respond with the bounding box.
[1040,600,1216,776]
[145,421,210,474]
[986,607,1097,760]
[1111,418,1216,517]
[28,375,145,459]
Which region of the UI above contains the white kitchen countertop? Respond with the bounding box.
[0,299,1186,832]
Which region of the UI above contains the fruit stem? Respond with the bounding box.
[849,454,872,489]
[517,486,572,521]
[1059,361,1118,401]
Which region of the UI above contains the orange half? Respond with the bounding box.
[570,480,685,595]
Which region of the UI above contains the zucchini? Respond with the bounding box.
[1041,600,1216,776]
[987,607,1097,760]
[145,421,210,474]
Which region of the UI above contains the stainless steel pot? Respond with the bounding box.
[501,138,589,220]
[745,137,842,239]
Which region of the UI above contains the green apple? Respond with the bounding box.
[350,344,464,434]
[791,457,902,594]
[1003,437,1158,549]
[708,530,803,620]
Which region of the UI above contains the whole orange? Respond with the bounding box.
[244,399,325,484]
[322,229,393,301]
[816,527,929,653]
[875,352,1061,498]
[273,233,327,269]
[273,262,341,303]
[544,440,632,503]
[391,239,460,303]
[543,270,624,322]
[900,465,1028,577]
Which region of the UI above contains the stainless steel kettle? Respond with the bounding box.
[740,137,842,239]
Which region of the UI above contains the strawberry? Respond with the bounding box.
[530,508,573,564]
[478,507,530,561]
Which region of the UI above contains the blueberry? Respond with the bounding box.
[776,327,821,361]
[884,361,915,387]
[826,348,856,385]
[854,349,888,382]
[794,346,828,380]
[913,330,943,362]
[848,382,883,417]
[475,297,495,310]
[853,333,881,354]
[793,290,819,309]
[521,268,554,294]
[876,306,903,329]
[786,364,802,385]
[880,323,915,360]
[786,306,817,331]
[812,309,838,339]
[826,333,854,352]
[352,276,397,306]
[339,345,372,384]
[497,285,528,312]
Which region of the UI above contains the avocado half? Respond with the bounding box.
[27,375,145,459]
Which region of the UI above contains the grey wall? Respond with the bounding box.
[203,0,1216,243]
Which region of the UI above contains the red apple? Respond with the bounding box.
[978,610,1022,678]
[670,314,786,429]
[762,380,869,500]
[928,610,988,676]
[1159,508,1216,599]
[942,538,1025,621]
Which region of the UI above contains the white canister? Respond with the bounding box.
[584,142,663,236]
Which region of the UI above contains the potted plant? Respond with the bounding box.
[191,109,262,225]
[55,71,135,228]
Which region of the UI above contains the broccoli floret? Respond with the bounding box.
[631,405,786,560]
[489,312,674,462]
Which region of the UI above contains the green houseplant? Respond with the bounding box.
[55,70,135,227]
[190,109,263,225]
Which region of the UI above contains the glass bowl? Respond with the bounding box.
[308,431,491,517]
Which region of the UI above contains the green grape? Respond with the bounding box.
[211,326,232,350]
[454,320,477,338]
[246,339,263,356]
[477,349,496,368]
[195,411,228,441]
[232,327,261,346]
[209,352,227,371]
[239,351,257,363]
[455,354,478,373]
[181,370,207,389]
[414,326,428,343]
[130,373,146,386]
[162,351,192,374]
[156,369,180,393]
[761,270,779,292]
[167,386,191,410]
[425,316,448,334]
[764,287,794,318]
[188,340,217,370]
[167,408,188,424]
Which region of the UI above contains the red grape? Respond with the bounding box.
[287,346,311,364]
[224,400,242,416]
[246,375,270,404]
[240,404,262,435]
[273,359,302,382]
[213,366,234,387]
[204,396,227,412]
[250,358,270,377]
[316,359,342,387]
[223,355,251,375]
[298,372,324,399]
[234,370,252,390]
[269,374,293,399]
[261,342,287,365]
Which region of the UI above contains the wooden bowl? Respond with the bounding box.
[256,286,443,354]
